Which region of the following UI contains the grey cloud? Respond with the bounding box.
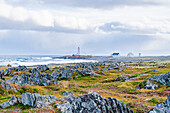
[0,16,92,34]
[98,21,160,35]
[99,22,130,32]
[5,0,169,9]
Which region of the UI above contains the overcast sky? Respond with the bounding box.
[0,0,170,56]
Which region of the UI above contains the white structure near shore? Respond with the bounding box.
[127,52,134,57]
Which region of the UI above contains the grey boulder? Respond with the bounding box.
[0,95,18,109]
[56,92,133,113]
[0,80,13,91]
[149,72,170,85]
[22,93,57,108]
[148,94,170,113]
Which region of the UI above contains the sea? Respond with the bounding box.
[0,55,96,67]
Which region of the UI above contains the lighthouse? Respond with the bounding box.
[72,47,80,57]
[77,47,80,55]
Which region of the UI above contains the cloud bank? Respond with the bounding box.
[0,0,169,56]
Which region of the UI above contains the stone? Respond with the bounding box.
[102,67,109,72]
[22,93,57,108]
[137,80,158,90]
[37,65,49,72]
[0,80,13,91]
[144,80,158,90]
[149,72,170,85]
[115,74,131,82]
[0,95,18,109]
[150,69,158,72]
[7,75,21,85]
[0,71,3,79]
[56,92,133,113]
[18,65,27,72]
[62,92,73,96]
[148,94,170,113]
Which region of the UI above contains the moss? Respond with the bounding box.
[0,86,6,95]
[148,97,165,105]
[135,108,145,113]
[129,73,140,78]
[0,96,11,101]
[8,90,14,94]
[33,88,39,93]
[5,104,31,110]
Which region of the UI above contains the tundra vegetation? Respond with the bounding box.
[0,60,169,113]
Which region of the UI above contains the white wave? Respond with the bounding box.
[0,58,97,66]
[36,57,52,60]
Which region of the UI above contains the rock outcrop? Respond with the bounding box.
[37,65,49,72]
[144,80,158,90]
[149,72,170,85]
[7,75,21,85]
[22,93,57,108]
[0,95,19,109]
[137,80,158,90]
[148,94,170,113]
[137,72,170,90]
[0,93,57,109]
[3,62,126,87]
[115,74,131,82]
[56,92,133,113]
[0,80,13,91]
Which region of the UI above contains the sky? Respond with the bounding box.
[0,0,170,56]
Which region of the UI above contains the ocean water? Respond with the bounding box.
[0,56,96,67]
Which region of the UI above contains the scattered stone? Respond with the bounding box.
[0,93,57,109]
[144,80,158,90]
[149,69,158,72]
[18,65,27,72]
[7,75,21,85]
[124,96,137,99]
[22,93,57,108]
[0,71,3,79]
[0,80,13,91]
[0,95,18,109]
[37,65,49,72]
[4,68,12,76]
[148,94,170,113]
[3,62,127,86]
[137,80,158,90]
[158,65,165,68]
[149,72,170,85]
[115,74,131,82]
[56,92,133,113]
[102,66,109,72]
[145,98,152,102]
[62,92,73,96]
